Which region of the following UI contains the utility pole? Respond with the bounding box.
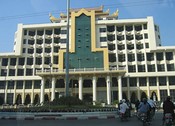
[65,0,70,97]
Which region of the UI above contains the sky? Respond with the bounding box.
[0,0,175,53]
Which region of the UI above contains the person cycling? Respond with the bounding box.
[138,98,150,121]
[119,99,129,117]
[147,98,156,119]
[163,96,175,123]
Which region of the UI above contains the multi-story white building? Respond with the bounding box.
[0,6,175,105]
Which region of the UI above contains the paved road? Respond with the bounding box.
[0,112,164,126]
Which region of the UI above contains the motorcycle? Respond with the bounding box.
[164,113,173,126]
[139,113,150,126]
[119,110,129,121]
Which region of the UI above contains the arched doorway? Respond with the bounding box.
[150,91,158,101]
[122,92,127,100]
[24,94,31,105]
[16,94,22,105]
[141,91,147,101]
[34,94,40,105]
[44,94,49,102]
[130,92,137,103]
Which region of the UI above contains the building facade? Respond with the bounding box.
[0,6,175,105]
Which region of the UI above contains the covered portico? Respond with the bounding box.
[36,67,126,105]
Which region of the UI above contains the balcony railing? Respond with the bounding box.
[36,67,126,75]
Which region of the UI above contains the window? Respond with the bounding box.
[54,56,58,64]
[143,24,147,29]
[54,38,60,44]
[145,43,149,48]
[9,69,15,76]
[160,90,167,101]
[129,78,137,87]
[29,30,35,36]
[35,57,42,65]
[25,80,32,89]
[157,64,165,72]
[23,39,27,44]
[135,34,143,40]
[135,25,142,31]
[45,39,52,44]
[23,48,26,53]
[28,48,34,54]
[26,69,33,76]
[107,25,115,32]
[45,48,51,53]
[60,39,67,43]
[156,52,163,61]
[27,58,33,65]
[10,58,16,66]
[54,47,59,53]
[109,54,116,62]
[54,28,60,35]
[122,78,127,87]
[2,58,8,66]
[138,65,145,72]
[128,65,136,72]
[45,29,52,35]
[18,58,25,65]
[137,54,145,61]
[159,77,166,86]
[136,44,143,50]
[169,76,175,85]
[128,54,135,62]
[116,26,124,32]
[28,40,34,45]
[147,53,154,61]
[118,54,125,62]
[126,25,133,31]
[118,44,125,50]
[36,48,42,54]
[167,64,175,71]
[44,57,51,64]
[126,35,134,40]
[127,44,134,50]
[17,69,24,76]
[144,33,148,39]
[24,30,27,35]
[166,52,173,60]
[139,77,147,86]
[108,44,115,51]
[149,77,157,86]
[16,81,23,89]
[107,34,115,41]
[60,30,67,34]
[36,39,43,45]
[99,28,106,33]
[117,35,124,41]
[37,30,44,36]
[100,37,107,42]
[34,80,41,89]
[147,65,155,72]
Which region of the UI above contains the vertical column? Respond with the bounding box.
[51,77,56,101]
[106,76,111,105]
[31,80,34,104]
[167,76,170,96]
[157,77,160,101]
[127,77,130,100]
[40,78,45,104]
[147,77,150,98]
[13,81,17,104]
[22,81,25,104]
[79,76,83,100]
[118,76,122,101]
[137,77,141,100]
[92,76,97,105]
[4,80,7,104]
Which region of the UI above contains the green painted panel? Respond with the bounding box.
[64,14,104,69]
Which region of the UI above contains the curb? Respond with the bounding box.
[0,115,117,120]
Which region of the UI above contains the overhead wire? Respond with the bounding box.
[0,0,174,21]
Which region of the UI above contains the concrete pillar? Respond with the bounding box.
[31,80,34,104]
[40,78,45,104]
[167,76,170,96]
[106,76,111,105]
[118,76,122,101]
[147,77,150,98]
[51,77,56,101]
[13,81,17,104]
[92,76,97,105]
[4,80,7,104]
[79,76,83,100]
[157,77,160,101]
[137,77,141,100]
[22,81,25,104]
